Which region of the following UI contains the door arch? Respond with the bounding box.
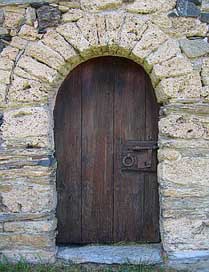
[54,57,160,244]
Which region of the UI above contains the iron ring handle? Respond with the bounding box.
[122,154,135,167]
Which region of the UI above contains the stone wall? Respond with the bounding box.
[0,0,209,264]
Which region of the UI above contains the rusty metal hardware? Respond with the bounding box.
[121,140,157,172]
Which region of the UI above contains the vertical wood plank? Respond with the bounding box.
[81,58,114,243]
[144,72,160,242]
[55,67,82,244]
[113,58,146,242]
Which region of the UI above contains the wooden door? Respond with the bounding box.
[55,57,160,244]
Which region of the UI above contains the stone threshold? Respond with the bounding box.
[57,244,162,265]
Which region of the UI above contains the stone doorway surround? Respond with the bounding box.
[0,0,209,264]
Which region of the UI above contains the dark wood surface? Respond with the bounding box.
[54,57,160,244]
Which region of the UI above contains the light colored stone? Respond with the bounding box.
[62,8,83,22]
[201,58,209,86]
[3,11,25,29]
[201,86,209,101]
[25,7,36,26]
[0,224,3,232]
[0,70,11,84]
[126,0,176,14]
[17,55,57,83]
[202,0,209,12]
[0,181,56,213]
[180,38,209,58]
[59,5,70,13]
[13,66,43,82]
[162,218,209,251]
[1,249,56,264]
[0,83,6,106]
[57,245,162,265]
[19,24,40,41]
[0,26,8,35]
[57,22,90,52]
[59,1,80,8]
[0,232,55,250]
[155,72,202,102]
[81,0,122,11]
[25,41,65,72]
[132,24,168,62]
[0,57,14,71]
[4,219,57,233]
[170,17,208,38]
[119,14,148,51]
[42,30,79,63]
[10,36,28,50]
[95,14,107,46]
[145,39,181,71]
[159,113,209,140]
[105,12,125,48]
[8,76,49,104]
[2,107,49,140]
[151,56,193,85]
[158,148,181,162]
[1,46,19,61]
[77,14,98,47]
[151,13,173,31]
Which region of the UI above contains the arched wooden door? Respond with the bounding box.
[54,57,160,244]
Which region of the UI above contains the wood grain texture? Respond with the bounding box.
[55,57,160,244]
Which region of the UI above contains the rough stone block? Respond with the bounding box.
[158,148,181,162]
[2,107,49,140]
[162,218,209,251]
[1,249,56,264]
[0,27,8,35]
[1,46,19,61]
[0,181,56,213]
[42,30,79,63]
[81,0,122,11]
[0,57,14,71]
[155,72,202,102]
[119,14,148,51]
[0,83,7,106]
[10,36,28,50]
[200,12,209,23]
[25,41,65,72]
[19,24,40,41]
[170,17,208,37]
[180,38,209,58]
[202,0,209,11]
[25,7,36,26]
[3,11,25,29]
[0,9,4,26]
[201,58,209,86]
[0,232,55,250]
[4,219,57,233]
[132,24,168,62]
[159,113,209,140]
[0,70,11,84]
[151,56,193,85]
[62,8,83,22]
[145,39,180,71]
[7,76,49,105]
[105,12,125,48]
[17,55,57,83]
[176,0,200,17]
[56,22,90,52]
[37,5,61,33]
[126,0,176,14]
[77,14,98,48]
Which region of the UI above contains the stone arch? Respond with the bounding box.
[1,7,209,264]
